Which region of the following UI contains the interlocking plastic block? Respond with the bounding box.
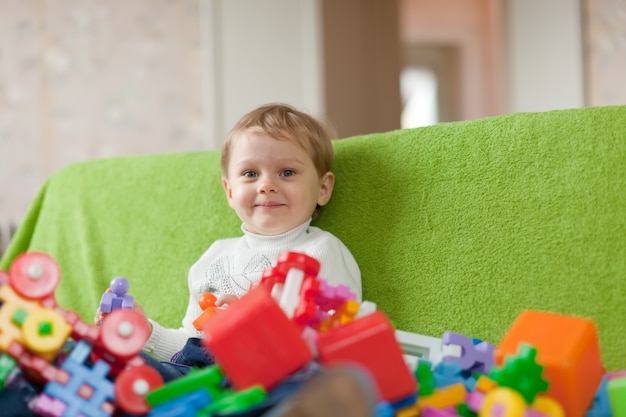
[115,364,164,415]
[44,340,115,417]
[442,331,494,374]
[608,377,626,417]
[99,277,134,314]
[146,365,225,408]
[192,292,218,331]
[202,286,313,391]
[495,310,605,417]
[316,310,416,402]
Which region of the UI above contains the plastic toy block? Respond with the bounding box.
[316,310,416,402]
[0,283,42,351]
[9,252,60,301]
[200,384,267,415]
[0,353,17,387]
[421,406,458,417]
[148,389,212,417]
[115,364,164,415]
[432,360,464,388]
[442,331,494,374]
[99,276,134,314]
[21,306,72,361]
[33,393,69,417]
[92,308,150,375]
[480,387,526,417]
[147,365,226,408]
[375,402,396,417]
[495,310,605,417]
[44,340,115,417]
[275,252,320,318]
[416,382,466,412]
[489,344,549,404]
[529,395,565,417]
[586,375,612,417]
[202,286,313,391]
[608,370,626,381]
[192,292,218,330]
[415,360,437,396]
[7,340,68,384]
[395,329,443,367]
[608,377,626,417]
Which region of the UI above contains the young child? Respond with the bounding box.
[94,103,362,373]
[1,104,371,417]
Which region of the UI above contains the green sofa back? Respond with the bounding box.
[2,106,625,371]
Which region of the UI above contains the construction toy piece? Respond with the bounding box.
[99,276,134,314]
[148,389,212,417]
[43,340,115,417]
[275,251,320,318]
[442,331,494,374]
[495,309,605,417]
[415,361,436,396]
[93,308,151,375]
[586,376,612,417]
[489,343,549,404]
[316,310,417,402]
[0,353,17,387]
[21,305,72,361]
[480,387,526,417]
[416,383,467,413]
[202,286,313,391]
[9,251,60,301]
[200,384,267,416]
[608,377,626,417]
[147,365,226,408]
[0,283,42,351]
[192,292,218,331]
[115,364,164,415]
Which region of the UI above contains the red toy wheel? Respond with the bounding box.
[99,309,150,360]
[9,252,60,300]
[115,365,163,415]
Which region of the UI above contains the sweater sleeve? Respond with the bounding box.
[143,320,194,361]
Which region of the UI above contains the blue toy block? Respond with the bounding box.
[43,340,115,417]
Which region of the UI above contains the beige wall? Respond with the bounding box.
[1,0,624,233]
[0,0,208,223]
[583,0,626,106]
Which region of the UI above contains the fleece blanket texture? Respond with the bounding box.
[2,106,625,371]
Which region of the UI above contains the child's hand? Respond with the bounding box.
[215,294,239,309]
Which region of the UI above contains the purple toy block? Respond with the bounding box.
[99,276,134,313]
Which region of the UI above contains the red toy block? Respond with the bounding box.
[316,310,416,402]
[202,286,313,391]
[495,309,605,417]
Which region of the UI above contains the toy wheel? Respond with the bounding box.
[9,252,60,300]
[99,309,150,360]
[115,365,163,415]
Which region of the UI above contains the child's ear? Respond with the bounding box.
[317,172,335,206]
[222,177,235,208]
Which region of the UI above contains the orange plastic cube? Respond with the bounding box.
[495,310,605,417]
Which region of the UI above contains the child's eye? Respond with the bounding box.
[242,171,258,178]
[281,169,296,177]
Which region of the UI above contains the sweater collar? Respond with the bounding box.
[240,219,312,249]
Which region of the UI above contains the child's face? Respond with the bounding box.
[222,132,334,235]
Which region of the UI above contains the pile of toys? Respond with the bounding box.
[0,251,624,416]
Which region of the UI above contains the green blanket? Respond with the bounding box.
[2,105,625,371]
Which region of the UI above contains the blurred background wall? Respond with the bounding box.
[0,0,624,253]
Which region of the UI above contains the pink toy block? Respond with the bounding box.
[316,310,416,402]
[202,285,313,391]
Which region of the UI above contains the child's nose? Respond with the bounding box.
[258,177,278,193]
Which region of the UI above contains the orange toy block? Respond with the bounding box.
[495,310,605,417]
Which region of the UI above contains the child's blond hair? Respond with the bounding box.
[220,103,336,178]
